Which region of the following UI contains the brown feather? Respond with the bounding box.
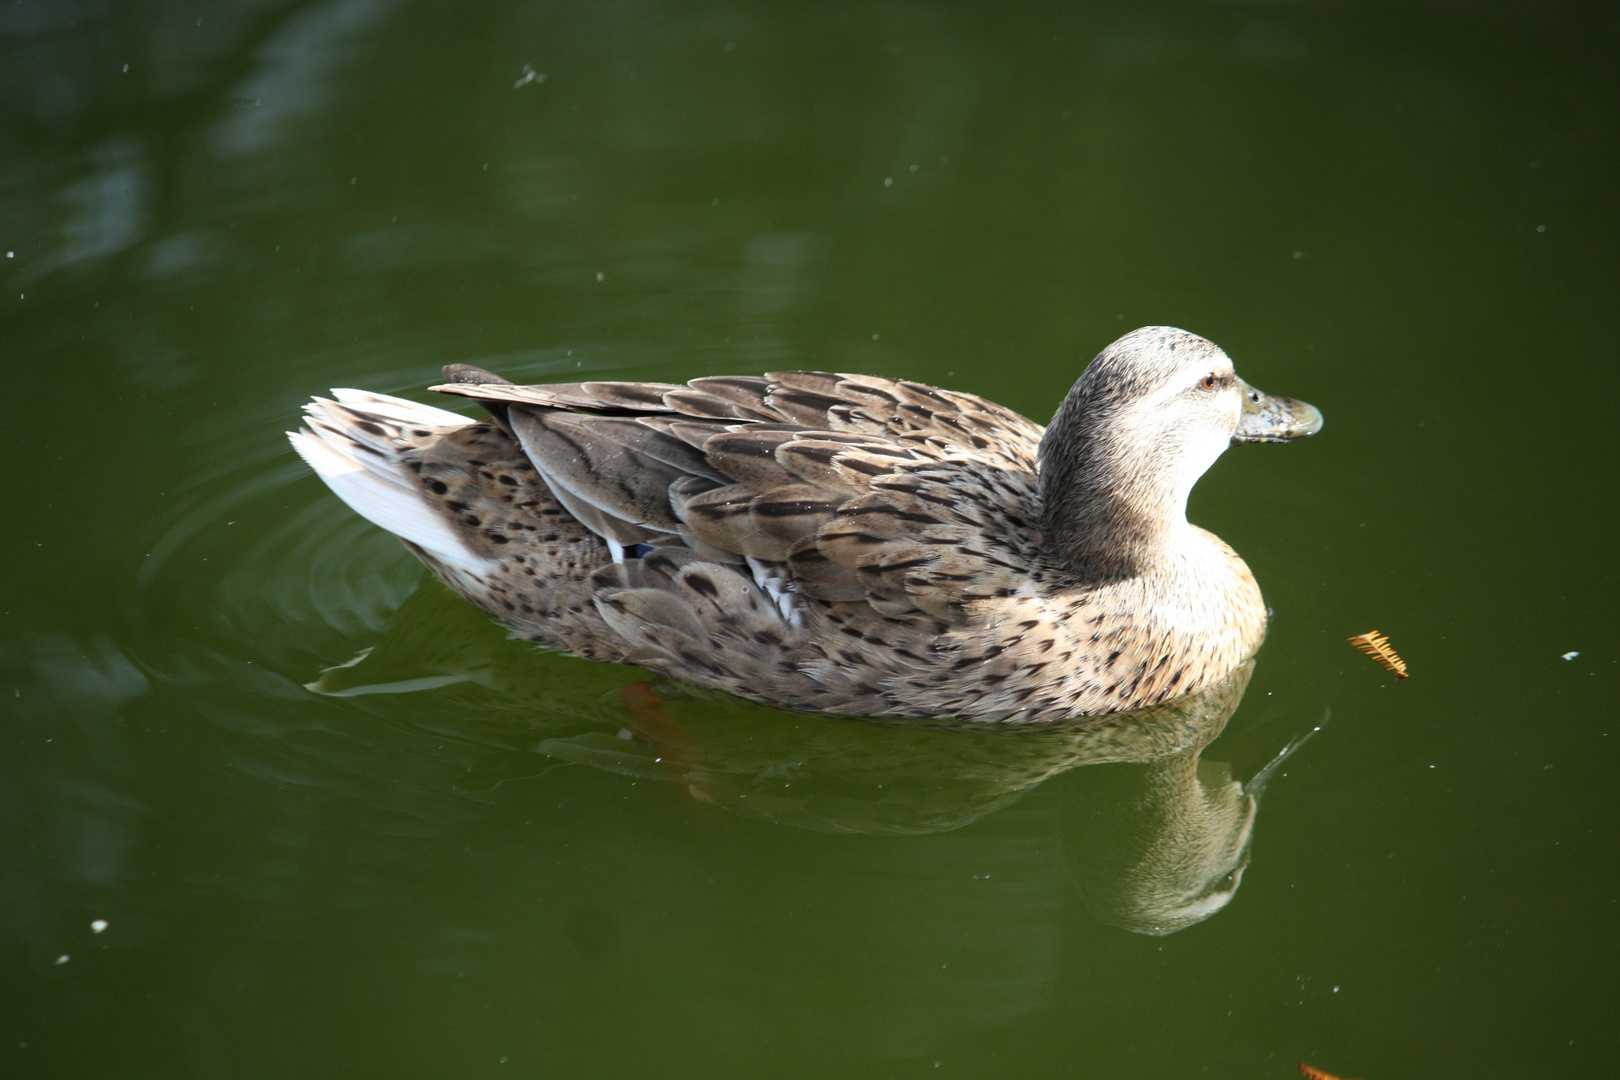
[509,410,687,534]
[431,380,683,413]
[700,428,802,489]
[663,388,781,422]
[784,536,867,601]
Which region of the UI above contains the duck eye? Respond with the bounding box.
[1199,373,1217,391]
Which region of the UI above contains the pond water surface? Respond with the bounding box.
[2,3,1616,1078]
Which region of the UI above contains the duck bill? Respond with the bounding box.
[1231,380,1324,444]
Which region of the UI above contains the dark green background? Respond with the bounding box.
[2,2,1615,1077]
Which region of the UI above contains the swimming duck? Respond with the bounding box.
[289,326,1321,722]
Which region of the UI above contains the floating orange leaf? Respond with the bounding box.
[1299,1064,1353,1080]
[1348,630,1407,678]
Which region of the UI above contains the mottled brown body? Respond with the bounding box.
[293,327,1316,722]
[340,396,1262,721]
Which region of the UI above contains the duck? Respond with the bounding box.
[289,326,1321,722]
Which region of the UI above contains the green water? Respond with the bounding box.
[3,2,1616,1077]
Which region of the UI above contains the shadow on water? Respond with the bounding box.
[311,575,1307,936]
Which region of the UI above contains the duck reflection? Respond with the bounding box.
[313,579,1304,936]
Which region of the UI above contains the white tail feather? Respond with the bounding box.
[288,400,489,574]
[327,388,470,427]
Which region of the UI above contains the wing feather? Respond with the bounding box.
[436,369,1045,625]
[431,380,686,413]
[510,411,690,534]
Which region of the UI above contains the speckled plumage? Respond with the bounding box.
[290,326,1321,722]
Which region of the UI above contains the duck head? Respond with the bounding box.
[1038,326,1322,579]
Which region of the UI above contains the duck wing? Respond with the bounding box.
[431,369,1043,469]
[432,369,1046,624]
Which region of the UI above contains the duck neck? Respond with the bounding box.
[1037,410,1190,583]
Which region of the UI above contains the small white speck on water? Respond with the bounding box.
[909,164,918,172]
[91,920,108,933]
[500,1057,509,1064]
[1429,764,1437,769]
[350,177,357,185]
[595,271,605,282]
[5,252,11,258]
[872,333,879,340]
[482,163,489,171]
[616,728,633,741]
[1536,224,1547,233]
[1333,986,1340,992]
[884,177,893,187]
[1293,250,1303,259]
[55,955,69,965]
[1563,651,1579,660]
[513,64,544,88]
[123,63,129,72]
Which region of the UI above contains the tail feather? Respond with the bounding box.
[289,391,490,574]
[328,387,470,427]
